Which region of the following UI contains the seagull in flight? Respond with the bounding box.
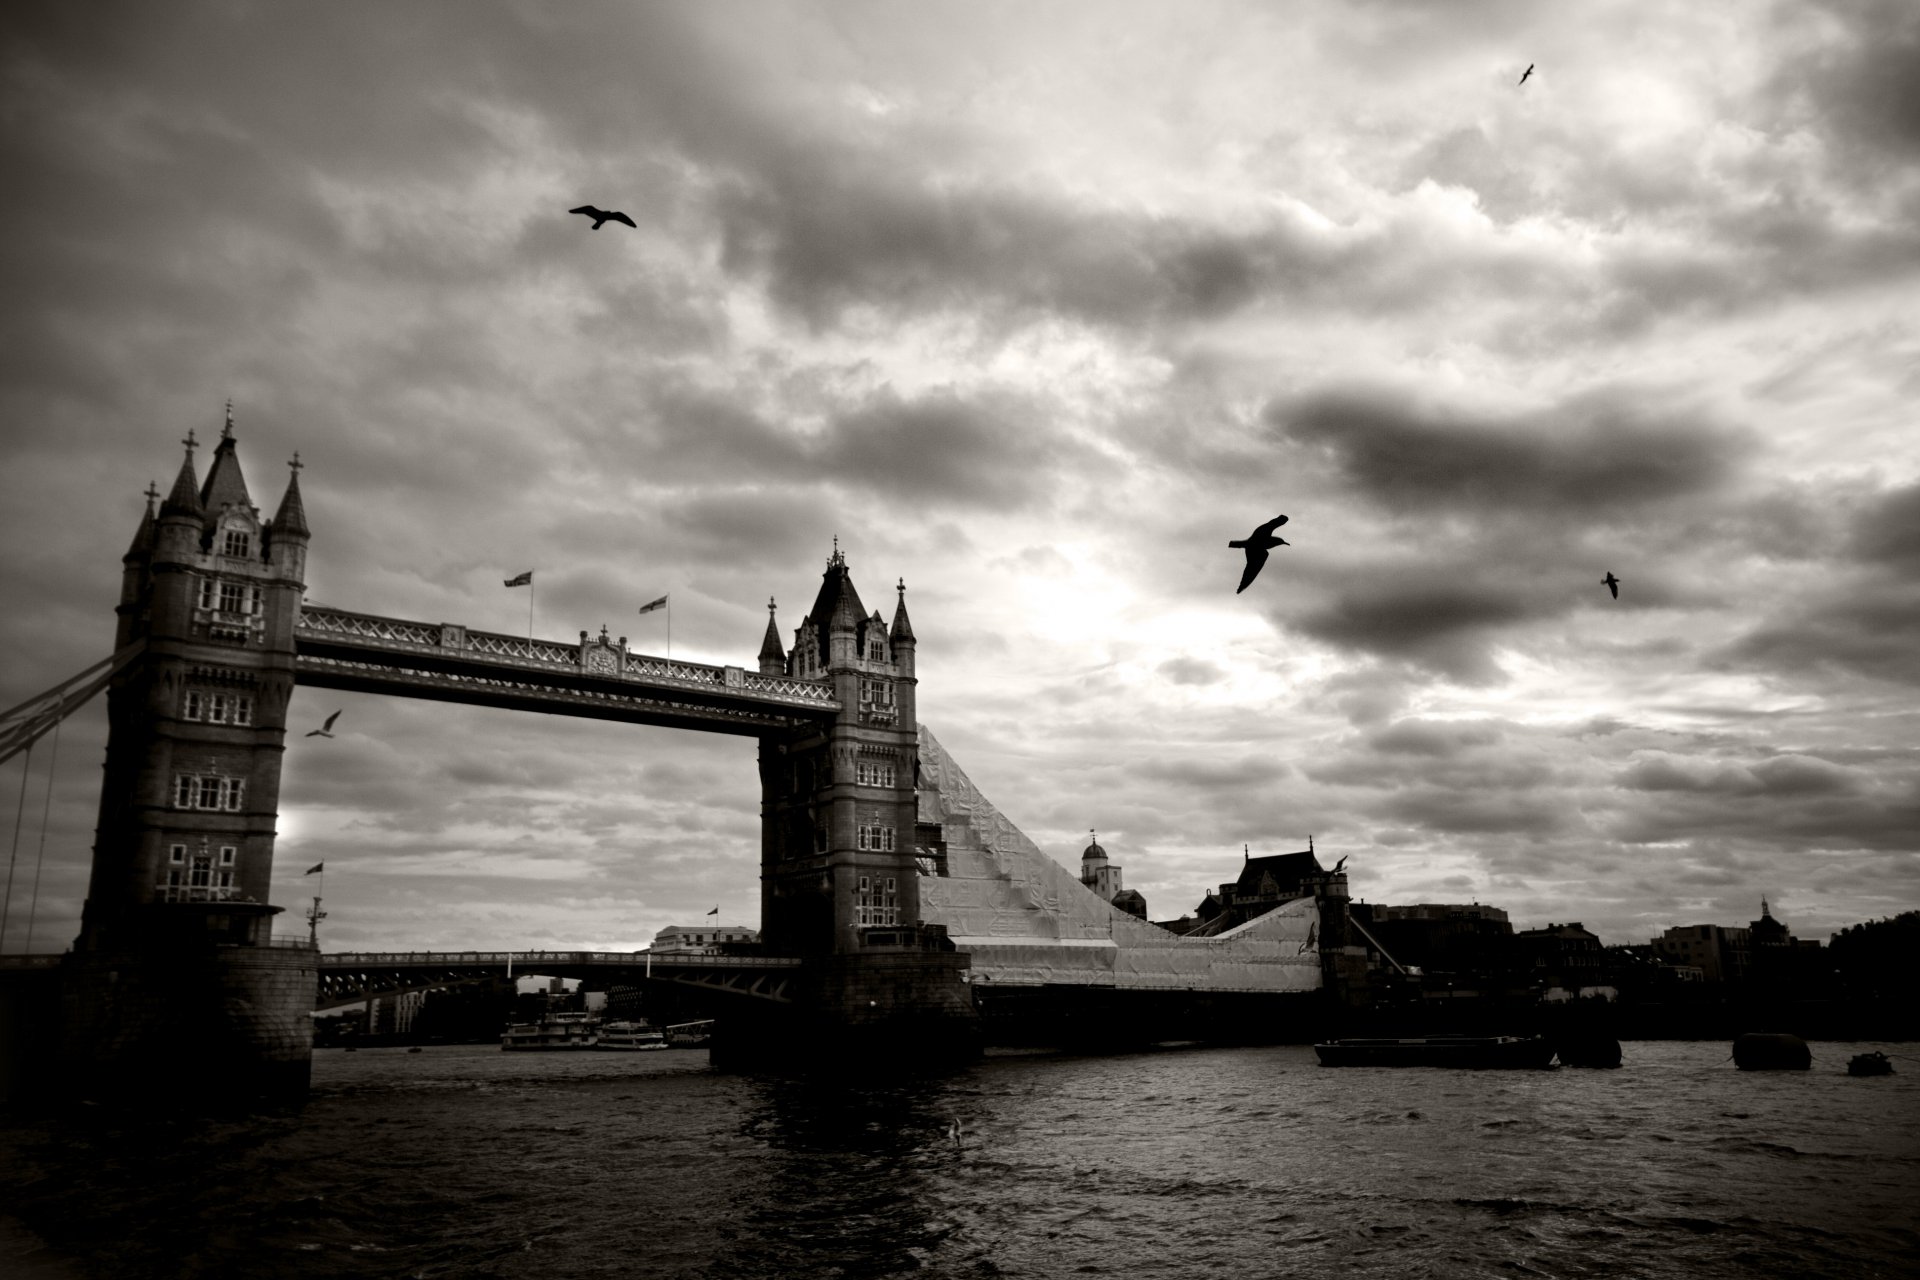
[1519,63,1534,85]
[1229,515,1290,593]
[569,205,637,230]
[1602,572,1620,599]
[306,710,342,739]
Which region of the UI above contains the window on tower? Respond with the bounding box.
[218,582,245,614]
[222,530,250,558]
[172,775,245,811]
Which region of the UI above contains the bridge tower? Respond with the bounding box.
[61,413,318,1100]
[748,547,975,1063]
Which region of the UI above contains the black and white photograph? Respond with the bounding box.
[1,2,1916,1276]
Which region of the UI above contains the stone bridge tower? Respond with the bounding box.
[63,413,318,1098]
[750,546,974,1061]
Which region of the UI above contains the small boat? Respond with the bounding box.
[1553,1032,1623,1068]
[663,1019,715,1050]
[1847,1051,1893,1077]
[1313,1035,1555,1069]
[1731,1032,1811,1071]
[501,1011,601,1051]
[596,1021,668,1051]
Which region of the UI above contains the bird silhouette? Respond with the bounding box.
[1519,64,1534,85]
[306,710,341,738]
[569,205,637,230]
[1603,572,1620,599]
[1229,515,1290,593]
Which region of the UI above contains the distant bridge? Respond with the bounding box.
[315,949,803,1010]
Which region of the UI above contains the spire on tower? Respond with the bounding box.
[199,409,253,513]
[889,576,916,644]
[759,596,787,673]
[161,439,204,519]
[271,454,310,540]
[124,483,160,559]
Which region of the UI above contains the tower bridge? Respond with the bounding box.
[2,417,1347,1103]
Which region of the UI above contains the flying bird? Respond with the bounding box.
[1603,572,1620,599]
[569,205,637,230]
[306,710,342,739]
[1229,515,1290,593]
[1519,64,1534,85]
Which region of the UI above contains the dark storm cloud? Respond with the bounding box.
[1772,0,1920,166]
[609,380,1094,513]
[1267,384,1745,518]
[1291,577,1538,684]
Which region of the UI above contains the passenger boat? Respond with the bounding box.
[663,1019,715,1049]
[500,1011,601,1050]
[1313,1035,1556,1069]
[596,1020,668,1051]
[1847,1051,1893,1077]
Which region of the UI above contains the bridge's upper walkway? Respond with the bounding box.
[294,605,837,735]
[316,949,803,1009]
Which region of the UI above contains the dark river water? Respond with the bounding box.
[2,1040,1915,1278]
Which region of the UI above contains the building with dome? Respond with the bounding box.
[1079,832,1147,919]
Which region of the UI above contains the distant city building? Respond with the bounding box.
[651,924,759,954]
[1513,922,1605,991]
[1653,923,1752,983]
[1079,832,1148,919]
[1178,844,1342,937]
[1361,902,1514,973]
[369,989,425,1036]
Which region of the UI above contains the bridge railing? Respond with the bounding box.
[295,606,836,708]
[318,950,803,969]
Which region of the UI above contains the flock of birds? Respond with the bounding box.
[1230,514,1620,601]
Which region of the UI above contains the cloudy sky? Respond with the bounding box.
[3,0,1916,954]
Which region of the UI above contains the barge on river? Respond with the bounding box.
[1313,1034,1556,1069]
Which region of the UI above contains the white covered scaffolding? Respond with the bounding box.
[915,726,1321,994]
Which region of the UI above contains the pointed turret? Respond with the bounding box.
[889,578,915,644]
[271,456,309,541]
[807,539,869,669]
[160,439,204,520]
[759,597,787,675]
[199,404,254,514]
[124,484,159,561]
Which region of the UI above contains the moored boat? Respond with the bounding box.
[1313,1035,1555,1069]
[1731,1032,1811,1071]
[1847,1051,1893,1077]
[501,1011,601,1050]
[663,1019,714,1049]
[597,1020,668,1051]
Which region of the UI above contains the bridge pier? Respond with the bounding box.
[59,935,318,1105]
[711,940,979,1072]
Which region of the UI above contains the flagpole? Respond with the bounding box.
[528,575,535,643]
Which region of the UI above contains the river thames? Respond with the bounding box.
[2,1040,1914,1278]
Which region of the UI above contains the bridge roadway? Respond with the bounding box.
[293,604,838,735]
[316,950,804,1011]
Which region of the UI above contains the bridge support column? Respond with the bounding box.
[58,932,318,1105]
[711,935,979,1072]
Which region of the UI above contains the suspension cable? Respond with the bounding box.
[0,741,32,952]
[23,712,62,953]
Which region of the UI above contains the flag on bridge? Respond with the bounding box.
[639,594,668,614]
[504,571,533,588]
[305,862,324,875]
[707,905,719,916]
